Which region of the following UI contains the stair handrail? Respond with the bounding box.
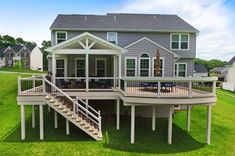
[44,78,100,122]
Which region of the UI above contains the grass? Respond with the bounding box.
[0,73,235,155]
[0,67,46,73]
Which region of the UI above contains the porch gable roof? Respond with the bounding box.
[46,32,127,54]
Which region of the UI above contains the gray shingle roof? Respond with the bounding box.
[11,45,24,52]
[50,13,199,33]
[228,56,235,65]
[194,64,208,73]
[210,67,227,73]
[26,44,36,52]
[0,47,6,58]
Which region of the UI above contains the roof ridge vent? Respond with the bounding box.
[114,15,117,21]
[84,16,87,22]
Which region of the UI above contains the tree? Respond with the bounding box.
[2,35,15,46]
[40,40,51,71]
[194,58,228,71]
[15,37,25,45]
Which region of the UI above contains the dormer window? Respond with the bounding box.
[171,33,189,50]
[56,31,67,44]
[107,32,117,44]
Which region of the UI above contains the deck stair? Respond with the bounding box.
[44,78,102,141]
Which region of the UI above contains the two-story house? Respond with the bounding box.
[17,13,217,145]
[0,44,43,71]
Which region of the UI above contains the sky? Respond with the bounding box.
[0,0,235,61]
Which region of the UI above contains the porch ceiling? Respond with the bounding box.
[46,32,127,55]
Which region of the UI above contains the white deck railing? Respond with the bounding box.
[119,76,217,98]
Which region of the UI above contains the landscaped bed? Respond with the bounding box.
[0,73,235,156]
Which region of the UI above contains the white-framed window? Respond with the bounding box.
[95,58,106,77]
[75,58,85,77]
[170,33,189,50]
[125,57,137,77]
[152,57,164,77]
[175,63,187,77]
[56,31,67,44]
[56,58,66,77]
[139,53,150,77]
[107,32,117,45]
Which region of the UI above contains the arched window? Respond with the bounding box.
[139,53,150,77]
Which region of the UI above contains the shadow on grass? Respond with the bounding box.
[2,109,204,154]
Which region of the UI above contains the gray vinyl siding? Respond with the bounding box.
[124,39,175,77]
[175,58,194,76]
[51,30,196,59]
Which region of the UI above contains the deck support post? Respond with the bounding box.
[168,106,173,145]
[186,105,191,131]
[32,105,35,128]
[39,105,44,140]
[152,106,156,131]
[116,99,120,130]
[206,105,212,144]
[21,105,25,140]
[131,105,135,144]
[66,119,70,135]
[54,110,58,128]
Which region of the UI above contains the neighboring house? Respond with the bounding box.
[210,67,228,81]
[17,13,217,145]
[0,48,6,67]
[222,56,235,92]
[193,64,208,77]
[0,45,43,71]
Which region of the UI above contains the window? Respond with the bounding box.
[153,58,164,77]
[171,34,189,50]
[139,53,150,77]
[56,59,65,77]
[107,32,117,44]
[56,31,67,44]
[96,58,106,77]
[75,58,85,77]
[125,57,136,77]
[175,63,187,77]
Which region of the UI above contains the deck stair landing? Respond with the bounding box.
[44,78,102,141]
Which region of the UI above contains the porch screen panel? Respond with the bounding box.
[96,59,106,77]
[56,59,65,77]
[76,59,85,77]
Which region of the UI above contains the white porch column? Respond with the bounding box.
[118,54,122,88]
[131,105,135,144]
[152,106,156,131]
[186,105,191,131]
[54,110,58,128]
[21,105,25,140]
[32,105,35,128]
[66,119,70,135]
[206,105,212,144]
[113,56,116,88]
[48,105,51,112]
[52,53,56,85]
[85,53,89,92]
[116,99,120,130]
[168,106,173,145]
[39,105,44,140]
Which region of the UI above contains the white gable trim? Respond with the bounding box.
[46,32,127,53]
[125,37,180,58]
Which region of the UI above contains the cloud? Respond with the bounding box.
[114,0,235,61]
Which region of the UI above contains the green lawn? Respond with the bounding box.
[0,73,235,156]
